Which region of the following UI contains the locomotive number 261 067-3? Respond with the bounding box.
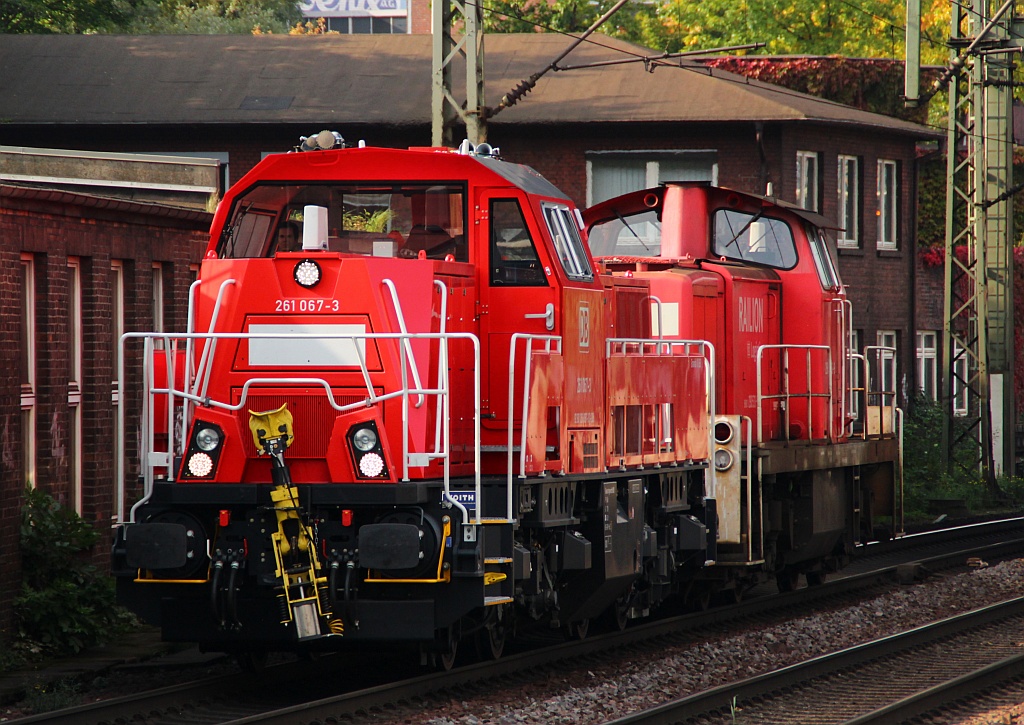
[275,298,341,313]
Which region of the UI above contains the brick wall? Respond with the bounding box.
[0,186,209,643]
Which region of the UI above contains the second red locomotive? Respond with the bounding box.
[112,132,901,665]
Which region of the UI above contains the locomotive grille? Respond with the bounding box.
[237,392,368,458]
[583,441,599,471]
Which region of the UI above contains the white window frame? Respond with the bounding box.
[68,258,82,404]
[877,329,897,397]
[152,262,165,348]
[877,159,898,250]
[952,345,969,417]
[796,150,819,212]
[837,154,859,248]
[111,260,125,520]
[67,258,83,512]
[111,261,124,404]
[21,254,36,489]
[849,329,862,422]
[916,330,937,401]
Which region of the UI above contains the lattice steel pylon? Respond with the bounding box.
[935,0,1017,485]
[431,0,486,146]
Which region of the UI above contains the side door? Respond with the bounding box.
[477,192,559,430]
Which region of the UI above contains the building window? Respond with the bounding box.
[916,331,937,401]
[152,262,165,348]
[299,0,409,34]
[837,155,860,248]
[21,254,36,489]
[586,151,718,206]
[849,329,862,422]
[952,345,969,417]
[68,258,83,512]
[111,261,124,519]
[68,259,82,396]
[796,151,820,212]
[877,159,898,249]
[876,330,897,402]
[111,261,124,403]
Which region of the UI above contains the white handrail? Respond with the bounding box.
[381,278,425,408]
[507,334,562,506]
[606,337,716,497]
[117,329,482,525]
[862,344,898,436]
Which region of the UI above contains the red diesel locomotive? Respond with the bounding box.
[112,132,901,665]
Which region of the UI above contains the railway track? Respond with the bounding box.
[13,517,1024,725]
[605,597,1024,724]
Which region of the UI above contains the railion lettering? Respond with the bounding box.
[738,296,764,334]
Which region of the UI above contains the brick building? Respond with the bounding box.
[0,33,938,636]
[0,173,211,639]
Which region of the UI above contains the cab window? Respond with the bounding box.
[542,202,593,281]
[490,199,547,286]
[807,223,841,290]
[587,208,662,258]
[712,209,797,269]
[217,182,467,261]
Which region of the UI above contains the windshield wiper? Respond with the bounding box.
[721,209,765,252]
[614,209,653,254]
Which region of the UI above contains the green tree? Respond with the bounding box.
[0,0,132,33]
[484,0,659,39]
[0,0,301,34]
[484,0,950,67]
[125,0,300,34]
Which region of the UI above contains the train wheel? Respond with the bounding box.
[608,596,629,631]
[476,606,508,661]
[688,585,712,611]
[564,617,590,641]
[806,570,827,586]
[776,568,801,593]
[234,649,268,673]
[437,626,459,671]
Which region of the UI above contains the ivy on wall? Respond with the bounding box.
[701,56,933,124]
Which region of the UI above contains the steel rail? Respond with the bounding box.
[603,597,1024,725]
[843,652,1024,724]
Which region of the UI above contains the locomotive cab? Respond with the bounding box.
[587,182,901,584]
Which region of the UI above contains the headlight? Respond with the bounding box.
[714,448,734,471]
[195,427,221,452]
[352,427,378,452]
[294,259,322,288]
[714,421,734,445]
[188,452,214,477]
[358,452,385,477]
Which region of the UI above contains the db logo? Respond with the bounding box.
[578,302,590,350]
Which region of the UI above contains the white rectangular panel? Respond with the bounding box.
[249,324,366,366]
[651,301,679,337]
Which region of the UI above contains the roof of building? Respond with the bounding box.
[0,33,936,136]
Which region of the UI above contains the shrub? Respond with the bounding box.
[901,395,1015,519]
[13,487,137,657]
